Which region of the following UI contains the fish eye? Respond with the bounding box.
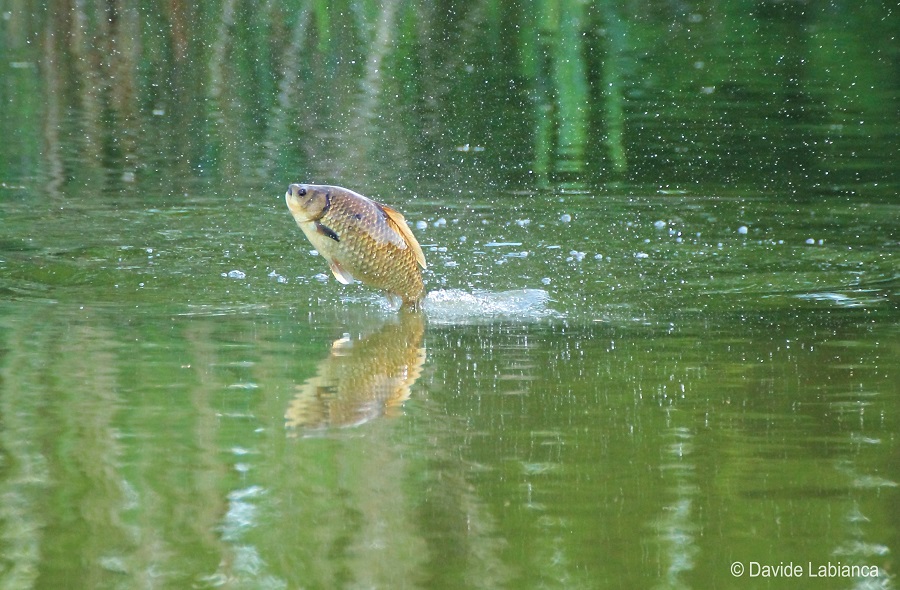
[298,187,307,196]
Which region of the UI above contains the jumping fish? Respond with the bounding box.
[285,183,427,308]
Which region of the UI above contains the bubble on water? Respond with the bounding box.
[568,250,586,262]
[806,238,815,245]
[516,219,531,227]
[313,273,329,282]
[224,270,246,279]
[594,253,604,260]
[268,270,288,284]
[433,217,447,228]
[738,225,748,235]
[459,236,467,242]
[559,213,572,223]
[654,220,667,230]
[416,220,428,230]
[634,252,649,259]
[541,277,551,285]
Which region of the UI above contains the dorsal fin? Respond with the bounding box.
[380,204,427,269]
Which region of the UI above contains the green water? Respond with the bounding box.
[1,1,898,589]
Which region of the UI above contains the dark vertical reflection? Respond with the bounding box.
[335,0,404,182]
[592,2,629,177]
[263,1,312,178]
[42,11,64,193]
[754,0,820,193]
[550,0,589,181]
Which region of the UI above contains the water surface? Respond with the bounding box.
[1,1,898,588]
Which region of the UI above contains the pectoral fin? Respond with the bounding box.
[329,259,355,285]
[380,204,427,269]
[315,222,340,242]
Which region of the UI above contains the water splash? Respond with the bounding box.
[424,288,558,324]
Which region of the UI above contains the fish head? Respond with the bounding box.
[285,183,332,223]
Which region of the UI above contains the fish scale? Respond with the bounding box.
[285,183,427,308]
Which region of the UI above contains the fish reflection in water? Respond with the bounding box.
[285,311,426,434]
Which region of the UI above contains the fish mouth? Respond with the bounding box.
[285,184,331,223]
[285,189,311,221]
